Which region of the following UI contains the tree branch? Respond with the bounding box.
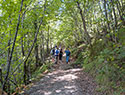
[23,0,47,85]
[2,0,24,93]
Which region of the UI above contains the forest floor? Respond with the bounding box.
[21,56,101,95]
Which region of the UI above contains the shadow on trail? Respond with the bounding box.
[23,68,85,95]
[22,56,99,95]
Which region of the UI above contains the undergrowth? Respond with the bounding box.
[17,59,53,94]
[31,60,52,82]
[73,27,125,95]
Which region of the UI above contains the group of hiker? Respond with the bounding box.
[50,46,71,64]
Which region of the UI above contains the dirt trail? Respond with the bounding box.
[22,57,100,95]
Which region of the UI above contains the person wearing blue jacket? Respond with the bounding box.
[65,48,70,64]
[55,47,59,64]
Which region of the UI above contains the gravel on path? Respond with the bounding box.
[21,56,101,95]
[22,63,100,95]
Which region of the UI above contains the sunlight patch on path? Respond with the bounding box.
[55,74,78,81]
[21,58,99,95]
[22,68,85,95]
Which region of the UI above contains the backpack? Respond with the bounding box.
[59,51,63,55]
[52,49,55,55]
[50,49,55,55]
[55,49,59,55]
[67,51,70,56]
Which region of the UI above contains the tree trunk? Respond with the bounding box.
[0,68,2,86]
[7,81,10,95]
[46,25,49,55]
[111,0,117,28]
[21,12,26,57]
[23,0,47,85]
[103,0,110,31]
[35,44,39,67]
[42,33,45,62]
[21,38,25,56]
[2,0,24,93]
[6,30,11,94]
[76,1,91,44]
[34,20,39,67]
[116,0,123,21]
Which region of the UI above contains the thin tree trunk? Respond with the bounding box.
[98,0,107,35]
[40,31,44,63]
[23,0,47,85]
[42,33,45,62]
[27,60,31,84]
[21,4,27,57]
[2,0,24,93]
[111,0,117,28]
[7,81,10,95]
[6,30,11,95]
[21,38,25,56]
[21,12,26,57]
[40,44,43,63]
[120,0,123,8]
[47,25,49,54]
[50,35,52,49]
[116,0,123,21]
[0,68,2,87]
[35,44,39,67]
[76,1,91,44]
[34,20,39,68]
[103,0,110,31]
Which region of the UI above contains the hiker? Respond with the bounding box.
[55,47,59,64]
[50,47,55,62]
[65,48,70,64]
[59,48,63,63]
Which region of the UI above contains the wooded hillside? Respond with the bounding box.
[0,0,124,95]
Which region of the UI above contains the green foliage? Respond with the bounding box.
[31,61,52,82]
[0,0,124,94]
[0,0,61,93]
[117,27,125,45]
[81,36,125,94]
